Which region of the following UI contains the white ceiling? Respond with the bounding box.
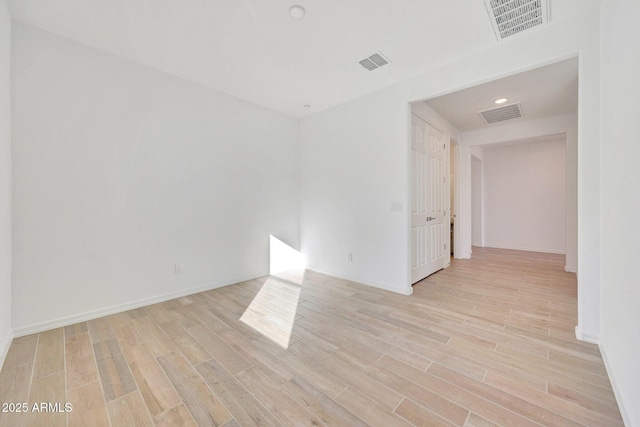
[425,57,579,132]
[8,0,597,117]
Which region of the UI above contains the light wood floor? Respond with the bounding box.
[0,247,623,426]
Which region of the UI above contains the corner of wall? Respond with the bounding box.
[0,328,12,371]
[574,325,599,344]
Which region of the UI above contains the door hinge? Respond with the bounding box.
[443,177,446,183]
[443,143,445,149]
[444,244,447,249]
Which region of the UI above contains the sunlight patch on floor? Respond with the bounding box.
[239,235,305,348]
[239,275,302,348]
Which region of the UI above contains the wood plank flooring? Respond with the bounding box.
[0,247,624,426]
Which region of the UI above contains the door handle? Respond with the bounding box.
[426,216,435,221]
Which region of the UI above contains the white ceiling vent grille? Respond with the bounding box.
[479,102,523,124]
[358,52,390,71]
[484,0,550,41]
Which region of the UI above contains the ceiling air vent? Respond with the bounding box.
[358,52,390,71]
[484,0,550,41]
[479,102,523,124]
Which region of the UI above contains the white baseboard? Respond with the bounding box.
[599,344,631,427]
[482,244,566,255]
[306,267,412,296]
[564,265,577,273]
[12,274,260,337]
[0,328,14,371]
[575,325,599,344]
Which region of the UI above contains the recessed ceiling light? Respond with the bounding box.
[289,5,306,19]
[494,98,508,104]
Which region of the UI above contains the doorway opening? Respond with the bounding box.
[407,57,578,296]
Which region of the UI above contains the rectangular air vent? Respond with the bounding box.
[358,52,390,71]
[484,0,550,41]
[479,102,523,124]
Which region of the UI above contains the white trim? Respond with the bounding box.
[405,104,415,295]
[564,265,576,273]
[574,325,599,344]
[307,268,412,296]
[599,344,631,427]
[0,329,13,371]
[12,274,259,337]
[481,244,566,255]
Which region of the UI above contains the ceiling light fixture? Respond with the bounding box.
[289,5,306,19]
[303,104,311,110]
[494,98,508,104]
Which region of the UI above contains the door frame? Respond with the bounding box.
[450,139,461,259]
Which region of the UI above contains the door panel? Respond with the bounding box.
[411,114,446,283]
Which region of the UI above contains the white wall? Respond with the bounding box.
[11,24,299,334]
[482,139,566,254]
[300,9,600,337]
[299,93,411,294]
[0,0,12,367]
[599,0,640,425]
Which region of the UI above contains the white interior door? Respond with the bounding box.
[411,114,446,283]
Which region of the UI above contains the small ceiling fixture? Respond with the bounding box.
[289,5,306,19]
[303,104,311,110]
[479,102,523,124]
[494,98,508,104]
[358,52,391,71]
